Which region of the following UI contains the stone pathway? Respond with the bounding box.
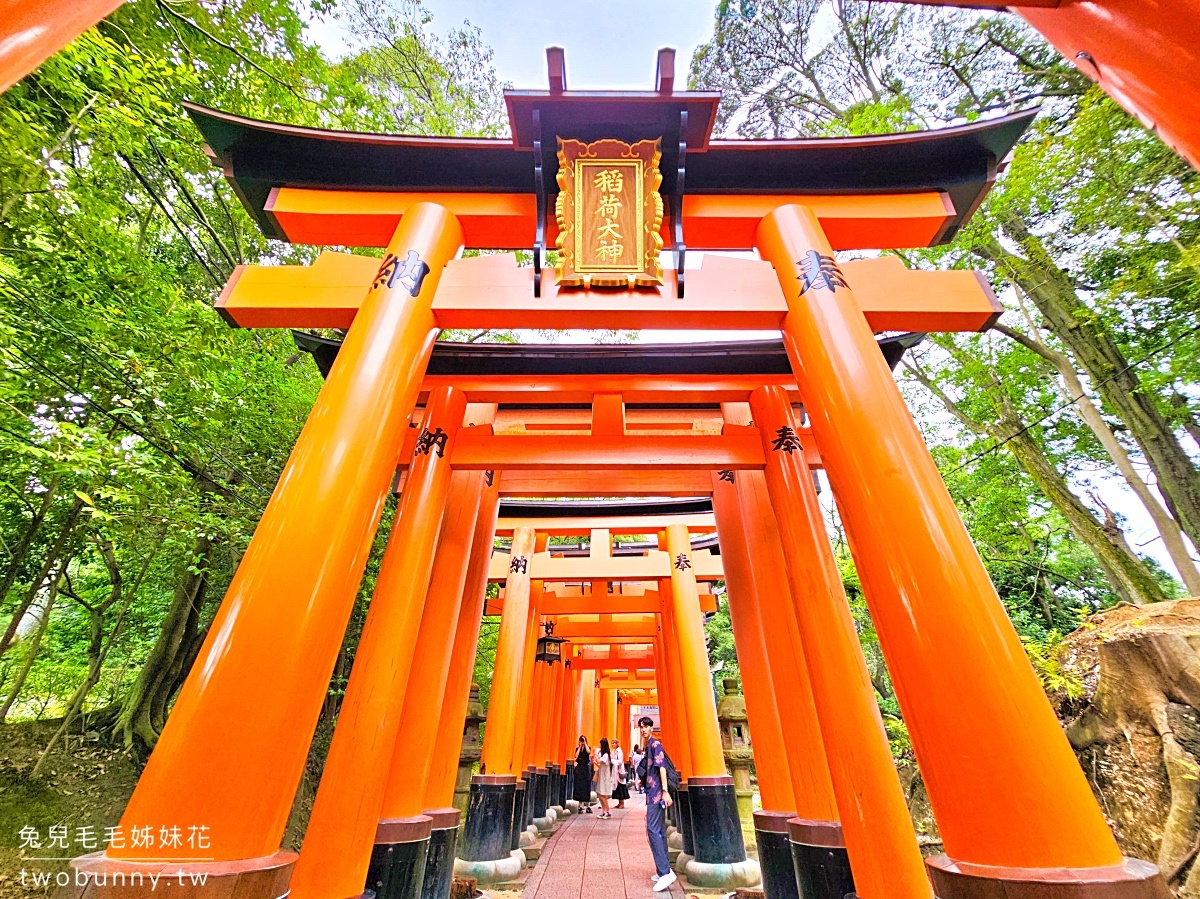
[520,793,686,899]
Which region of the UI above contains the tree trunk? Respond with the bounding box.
[0,495,84,658]
[1173,395,1200,457]
[35,535,156,772]
[991,391,1169,606]
[112,534,214,750]
[976,214,1200,552]
[0,571,62,721]
[996,322,1200,596]
[906,362,1169,606]
[0,474,59,609]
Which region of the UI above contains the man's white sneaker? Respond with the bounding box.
[653,871,677,892]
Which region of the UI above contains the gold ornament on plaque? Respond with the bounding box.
[555,137,663,288]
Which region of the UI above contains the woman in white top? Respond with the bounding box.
[595,737,614,818]
[611,738,629,808]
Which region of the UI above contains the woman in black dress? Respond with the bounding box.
[611,738,630,808]
[573,735,594,813]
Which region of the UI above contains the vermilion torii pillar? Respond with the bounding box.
[423,472,500,815]
[458,525,536,884]
[710,470,800,899]
[756,206,1170,899]
[289,385,468,899]
[514,542,548,835]
[415,467,500,899]
[747,386,930,899]
[76,204,462,891]
[545,645,568,812]
[661,524,759,889]
[367,459,493,899]
[711,440,848,899]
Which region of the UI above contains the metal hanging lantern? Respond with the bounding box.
[536,620,565,664]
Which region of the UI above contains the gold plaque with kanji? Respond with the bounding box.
[555,137,663,288]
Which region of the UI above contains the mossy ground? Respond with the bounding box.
[0,720,143,897]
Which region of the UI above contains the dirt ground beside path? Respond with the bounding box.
[0,719,142,898]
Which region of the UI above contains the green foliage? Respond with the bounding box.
[1021,630,1084,699]
[0,0,508,745]
[705,584,739,691]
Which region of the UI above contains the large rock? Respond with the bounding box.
[1054,600,1200,896]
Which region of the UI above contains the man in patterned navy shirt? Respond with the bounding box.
[638,716,676,892]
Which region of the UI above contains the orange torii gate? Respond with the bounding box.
[68,48,1169,899]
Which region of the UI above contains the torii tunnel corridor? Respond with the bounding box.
[60,49,1172,899]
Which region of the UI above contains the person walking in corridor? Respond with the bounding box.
[612,738,629,809]
[574,735,594,813]
[629,744,644,792]
[595,737,614,818]
[637,716,676,892]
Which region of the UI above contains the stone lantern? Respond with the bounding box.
[453,683,487,815]
[716,677,755,828]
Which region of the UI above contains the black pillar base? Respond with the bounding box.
[755,811,800,899]
[667,784,681,830]
[547,762,561,807]
[687,775,746,865]
[534,766,550,816]
[564,760,574,805]
[788,817,854,899]
[510,779,528,851]
[461,774,516,862]
[420,808,460,899]
[366,815,432,899]
[523,766,537,828]
[677,783,695,857]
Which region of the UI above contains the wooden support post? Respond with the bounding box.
[662,524,750,878]
[748,385,925,899]
[545,653,567,809]
[378,467,490,816]
[558,652,574,758]
[756,203,1160,899]
[550,650,569,766]
[462,523,534,865]
[480,525,536,775]
[580,670,596,746]
[734,469,842,823]
[102,205,462,888]
[512,535,548,773]
[708,470,797,814]
[288,385,467,899]
[590,675,603,744]
[655,590,691,778]
[570,660,585,749]
[422,472,500,811]
[525,660,551,820]
[527,661,549,767]
[716,431,855,899]
[538,655,556,766]
[359,449,490,899]
[600,688,617,742]
[662,525,725,777]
